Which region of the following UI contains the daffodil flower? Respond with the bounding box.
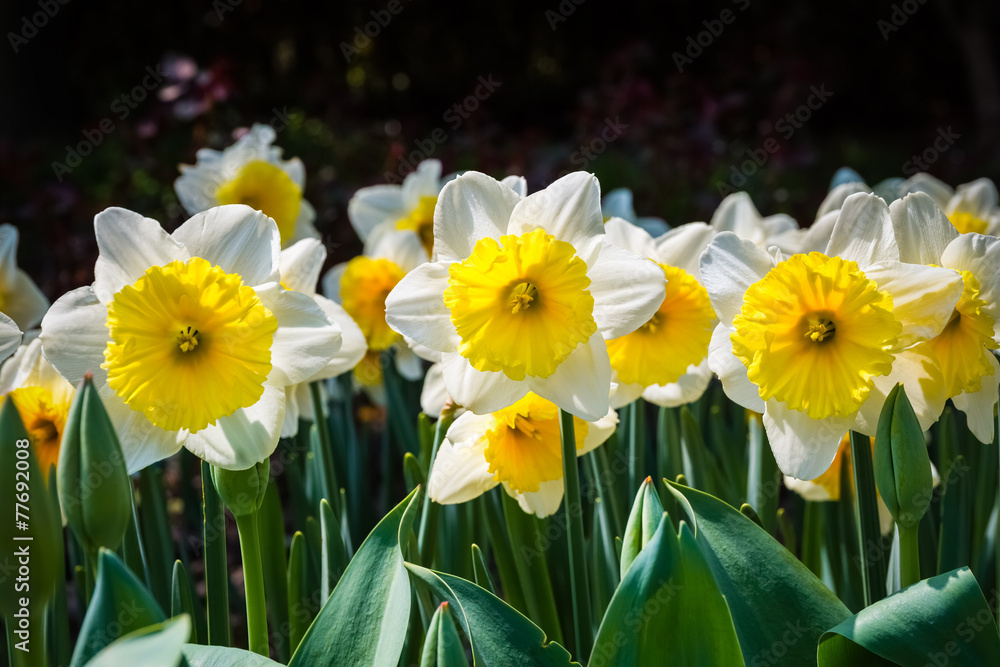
[0,224,49,331]
[427,392,617,517]
[384,171,665,421]
[601,187,668,237]
[39,205,343,473]
[889,192,1000,443]
[710,191,800,253]
[899,173,1000,236]
[322,229,429,394]
[348,159,448,259]
[702,192,963,479]
[277,238,367,437]
[0,312,20,363]
[175,124,319,248]
[602,217,717,408]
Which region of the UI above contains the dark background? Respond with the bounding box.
[2,0,998,304]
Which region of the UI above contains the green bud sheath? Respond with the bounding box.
[873,384,933,529]
[211,458,270,518]
[620,476,664,578]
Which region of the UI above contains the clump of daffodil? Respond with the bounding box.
[384,171,665,421]
[322,229,429,396]
[701,192,963,480]
[0,338,74,476]
[602,217,718,408]
[277,238,366,437]
[899,173,1000,236]
[709,191,801,254]
[348,159,448,259]
[175,124,319,248]
[40,205,343,472]
[888,192,1000,443]
[427,392,617,516]
[0,224,49,331]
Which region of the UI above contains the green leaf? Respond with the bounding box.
[288,487,420,667]
[180,644,284,666]
[71,548,167,666]
[666,481,851,667]
[84,615,190,667]
[818,567,1000,665]
[420,602,470,667]
[406,563,578,666]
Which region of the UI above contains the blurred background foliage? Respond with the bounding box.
[1,0,998,302]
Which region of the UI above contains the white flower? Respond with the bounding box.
[899,174,1000,235]
[175,124,319,248]
[710,191,800,253]
[0,224,49,330]
[40,205,342,472]
[384,171,665,421]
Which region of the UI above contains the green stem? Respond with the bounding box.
[849,430,886,606]
[626,401,644,497]
[235,512,269,656]
[201,459,230,646]
[898,523,921,589]
[560,409,592,660]
[309,382,342,518]
[418,411,455,566]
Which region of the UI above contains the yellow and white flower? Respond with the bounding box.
[0,337,74,476]
[427,393,617,517]
[322,229,429,393]
[889,192,1000,443]
[601,187,668,237]
[899,173,1000,235]
[39,205,342,472]
[0,224,49,331]
[602,217,717,408]
[277,239,367,437]
[384,171,665,421]
[701,193,963,479]
[175,124,319,248]
[348,159,447,259]
[710,191,800,254]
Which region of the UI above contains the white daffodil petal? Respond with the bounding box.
[941,233,1000,341]
[864,262,963,347]
[173,205,280,286]
[950,178,998,218]
[445,411,498,448]
[952,353,999,444]
[500,175,528,198]
[321,262,349,305]
[3,271,50,331]
[526,333,611,422]
[0,311,20,363]
[816,182,871,219]
[763,400,856,481]
[395,346,424,381]
[798,210,839,254]
[39,286,108,386]
[441,354,529,415]
[348,185,407,242]
[589,243,665,339]
[182,384,285,470]
[641,359,714,408]
[280,386,300,439]
[853,343,947,436]
[428,436,496,505]
[0,225,19,286]
[369,229,429,273]
[256,284,342,387]
[580,408,618,455]
[508,172,604,266]
[434,172,520,263]
[99,383,184,475]
[384,262,460,353]
[420,362,451,417]
[899,172,953,210]
[603,217,657,258]
[279,238,326,295]
[710,192,765,244]
[784,476,834,502]
[655,222,715,278]
[708,323,765,412]
[700,232,775,327]
[401,160,442,208]
[286,200,320,246]
[635,217,670,238]
[307,296,367,380]
[825,193,899,268]
[508,479,565,518]
[888,192,958,265]
[93,207,189,302]
[610,379,644,410]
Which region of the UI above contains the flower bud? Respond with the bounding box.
[211,458,270,518]
[873,384,933,529]
[57,374,132,554]
[620,476,664,577]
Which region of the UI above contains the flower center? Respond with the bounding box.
[340,256,406,352]
[8,386,67,477]
[215,160,302,245]
[443,228,596,381]
[103,257,278,433]
[483,393,587,493]
[731,252,901,419]
[607,264,716,387]
[927,269,998,397]
[396,195,438,258]
[948,211,989,235]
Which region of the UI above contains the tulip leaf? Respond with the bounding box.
[288,487,421,667]
[71,548,167,666]
[406,563,578,666]
[84,615,190,667]
[420,601,471,667]
[180,644,284,666]
[591,515,744,666]
[818,567,1000,666]
[665,481,852,667]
